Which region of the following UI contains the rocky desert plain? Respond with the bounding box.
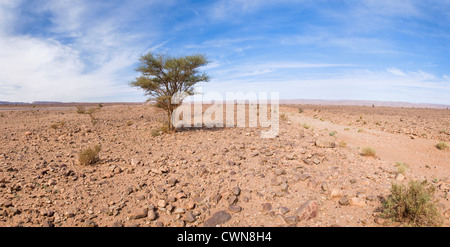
[0,103,449,227]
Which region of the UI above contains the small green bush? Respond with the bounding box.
[382,180,443,226]
[329,131,337,136]
[78,145,101,166]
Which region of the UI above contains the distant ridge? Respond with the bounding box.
[279,99,450,109]
[1,99,449,109]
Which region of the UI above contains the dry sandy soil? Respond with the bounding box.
[0,104,449,227]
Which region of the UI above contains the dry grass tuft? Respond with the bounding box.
[361,147,376,157]
[78,145,101,166]
[436,141,449,150]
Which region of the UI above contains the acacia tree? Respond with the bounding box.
[130,52,210,131]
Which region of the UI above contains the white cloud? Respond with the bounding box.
[387,67,407,76]
[0,1,163,102]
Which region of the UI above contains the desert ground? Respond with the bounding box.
[0,103,449,227]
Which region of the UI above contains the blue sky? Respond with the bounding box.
[1,0,450,104]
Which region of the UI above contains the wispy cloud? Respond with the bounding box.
[0,0,166,102]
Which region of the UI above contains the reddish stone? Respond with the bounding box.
[294,200,318,222]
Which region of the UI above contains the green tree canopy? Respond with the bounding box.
[130,52,210,130]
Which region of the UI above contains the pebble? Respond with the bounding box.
[147,210,157,221]
[185,212,196,223]
[212,194,222,204]
[232,187,241,196]
[228,195,238,205]
[284,216,298,226]
[157,200,167,208]
[349,197,366,207]
[228,205,242,213]
[339,196,349,206]
[204,211,232,227]
[279,207,290,215]
[321,181,329,191]
[262,203,272,212]
[293,200,318,222]
[130,208,148,220]
[396,173,405,181]
[330,189,343,199]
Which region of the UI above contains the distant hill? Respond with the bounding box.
[0,101,27,105]
[279,99,450,109]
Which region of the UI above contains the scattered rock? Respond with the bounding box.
[228,205,242,213]
[315,138,335,148]
[279,207,290,215]
[232,187,241,196]
[147,210,157,221]
[284,216,299,226]
[339,196,349,206]
[130,208,148,220]
[212,194,222,204]
[228,195,238,205]
[349,197,366,207]
[321,181,329,191]
[396,173,405,181]
[330,189,343,199]
[262,203,272,212]
[204,211,232,227]
[112,221,124,227]
[185,212,196,223]
[293,200,318,222]
[1,200,12,208]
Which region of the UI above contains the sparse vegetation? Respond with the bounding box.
[381,180,443,227]
[361,147,376,157]
[126,121,133,126]
[0,113,4,117]
[302,123,310,129]
[78,145,101,166]
[151,121,171,137]
[395,162,409,175]
[358,128,364,133]
[344,128,350,131]
[339,141,347,148]
[151,129,161,137]
[50,120,66,129]
[298,108,303,113]
[77,106,101,125]
[76,106,86,114]
[329,130,337,136]
[436,141,449,150]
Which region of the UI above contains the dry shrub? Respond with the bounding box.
[50,120,66,129]
[436,141,449,150]
[78,145,101,166]
[361,147,376,157]
[76,106,86,114]
[382,180,443,227]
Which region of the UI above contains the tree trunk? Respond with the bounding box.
[167,110,173,131]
